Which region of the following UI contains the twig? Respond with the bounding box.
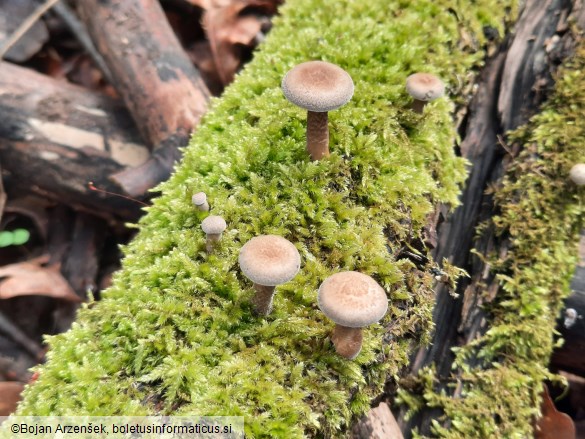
[0,311,44,361]
[52,2,115,86]
[0,159,6,222]
[0,0,61,60]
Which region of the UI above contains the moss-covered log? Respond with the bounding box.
[397,14,585,439]
[20,0,585,437]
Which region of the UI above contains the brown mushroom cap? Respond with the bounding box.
[239,235,301,286]
[192,191,207,206]
[569,163,585,186]
[405,73,445,102]
[318,271,388,328]
[201,215,227,234]
[282,61,354,112]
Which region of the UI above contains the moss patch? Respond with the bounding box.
[398,41,585,439]
[17,0,516,436]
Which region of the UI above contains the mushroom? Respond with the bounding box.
[238,235,301,315]
[318,271,388,359]
[405,72,445,113]
[192,191,210,212]
[282,61,354,160]
[201,215,226,253]
[564,308,581,329]
[569,163,585,186]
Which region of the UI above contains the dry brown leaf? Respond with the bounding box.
[203,0,281,84]
[0,256,81,302]
[0,382,25,416]
[534,384,576,439]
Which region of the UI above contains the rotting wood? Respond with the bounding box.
[394,0,585,435]
[77,0,211,197]
[0,62,147,221]
[352,402,404,439]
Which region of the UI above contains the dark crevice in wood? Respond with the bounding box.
[391,0,585,436]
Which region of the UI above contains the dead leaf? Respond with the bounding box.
[534,384,576,439]
[203,0,281,84]
[0,382,25,416]
[0,256,81,302]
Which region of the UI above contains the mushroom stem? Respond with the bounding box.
[192,192,210,211]
[197,200,210,212]
[205,233,222,254]
[331,324,363,360]
[411,99,426,114]
[306,111,329,160]
[251,283,276,316]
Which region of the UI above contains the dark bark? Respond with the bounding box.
[389,0,585,435]
[0,62,146,221]
[77,0,211,196]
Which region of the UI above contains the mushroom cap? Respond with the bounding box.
[201,215,227,234]
[239,235,301,286]
[192,191,207,206]
[282,61,354,112]
[569,163,585,186]
[405,73,445,102]
[318,271,388,328]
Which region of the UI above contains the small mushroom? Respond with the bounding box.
[318,271,388,359]
[282,61,354,160]
[569,163,585,186]
[564,308,581,329]
[405,72,445,113]
[192,192,210,211]
[238,235,301,315]
[201,215,226,254]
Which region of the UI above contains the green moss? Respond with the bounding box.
[398,41,585,438]
[17,0,516,436]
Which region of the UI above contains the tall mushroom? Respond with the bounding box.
[405,72,445,113]
[282,61,354,160]
[201,215,226,254]
[318,271,388,359]
[239,235,301,315]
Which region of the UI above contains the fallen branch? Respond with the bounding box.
[0,61,147,221]
[77,0,212,196]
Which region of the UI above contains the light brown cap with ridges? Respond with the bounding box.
[282,61,354,112]
[201,215,226,234]
[318,271,388,328]
[405,73,445,102]
[569,163,585,186]
[239,235,301,286]
[192,191,207,206]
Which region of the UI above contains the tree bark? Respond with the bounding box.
[391,0,585,435]
[0,62,147,221]
[76,0,211,196]
[352,402,404,439]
